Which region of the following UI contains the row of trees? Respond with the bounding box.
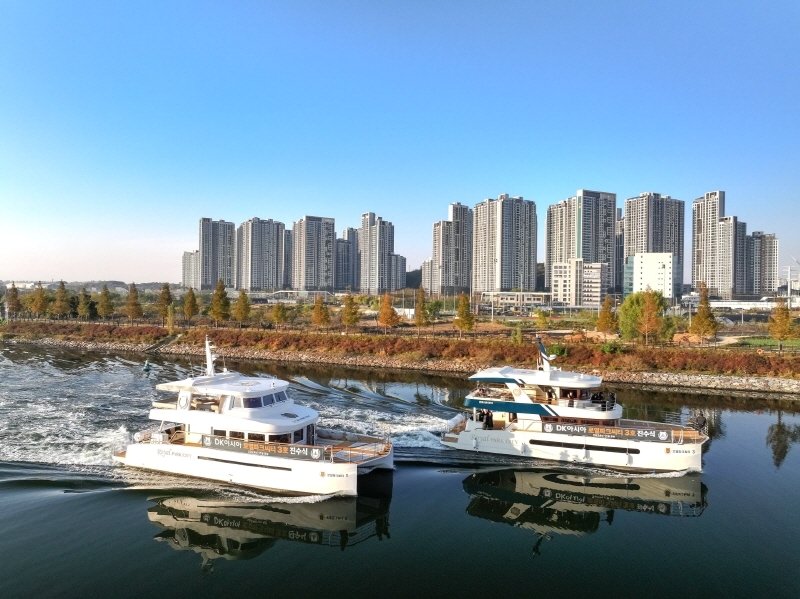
[595,283,796,345]
[1,280,479,336]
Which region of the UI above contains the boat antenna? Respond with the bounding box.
[205,336,217,377]
[536,336,557,371]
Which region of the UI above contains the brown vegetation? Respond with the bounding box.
[2,321,798,379]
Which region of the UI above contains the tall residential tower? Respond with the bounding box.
[545,189,616,290]
[472,194,537,293]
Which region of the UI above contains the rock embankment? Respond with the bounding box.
[599,370,800,396]
[6,336,799,398]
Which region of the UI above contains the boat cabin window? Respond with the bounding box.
[273,433,290,443]
[229,431,244,439]
[262,394,275,406]
[292,429,304,443]
[212,428,226,437]
[243,396,262,409]
[248,433,265,442]
[275,391,288,403]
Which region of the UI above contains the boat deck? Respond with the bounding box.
[121,432,391,465]
[445,416,707,445]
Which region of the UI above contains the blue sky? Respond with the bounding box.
[2,1,798,283]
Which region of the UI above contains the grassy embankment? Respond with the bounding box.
[1,320,798,379]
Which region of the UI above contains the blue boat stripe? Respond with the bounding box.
[465,398,552,415]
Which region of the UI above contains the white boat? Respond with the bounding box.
[441,339,708,473]
[113,338,393,496]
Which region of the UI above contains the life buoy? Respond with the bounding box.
[178,395,189,410]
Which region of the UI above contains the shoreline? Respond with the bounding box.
[5,335,799,399]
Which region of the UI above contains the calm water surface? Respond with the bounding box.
[1,342,798,599]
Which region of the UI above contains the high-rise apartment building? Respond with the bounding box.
[358,212,396,295]
[391,254,407,291]
[335,227,359,291]
[623,192,684,297]
[181,250,200,290]
[691,190,725,294]
[199,217,235,290]
[614,208,625,293]
[472,194,537,293]
[234,217,285,291]
[546,189,615,290]
[283,229,293,289]
[717,215,748,300]
[291,216,335,291]
[749,231,779,295]
[431,203,473,296]
[421,259,433,294]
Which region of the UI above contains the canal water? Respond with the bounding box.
[1,342,798,598]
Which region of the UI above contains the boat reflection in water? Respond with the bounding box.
[463,468,706,556]
[147,472,392,570]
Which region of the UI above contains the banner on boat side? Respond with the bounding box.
[542,423,672,443]
[201,435,327,461]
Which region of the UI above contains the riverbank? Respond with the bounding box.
[5,334,799,398]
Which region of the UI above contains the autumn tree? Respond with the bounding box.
[77,287,94,320]
[414,287,430,336]
[49,281,71,319]
[232,290,251,327]
[97,284,114,320]
[454,293,475,338]
[596,296,618,337]
[183,288,199,323]
[511,323,524,345]
[6,283,21,319]
[29,282,49,318]
[377,293,400,333]
[271,303,288,329]
[618,290,667,343]
[308,295,330,330]
[638,290,663,346]
[689,282,718,344]
[156,283,174,326]
[209,280,230,326]
[123,283,144,323]
[535,309,550,331]
[340,294,360,333]
[427,299,443,323]
[166,304,176,334]
[768,298,795,352]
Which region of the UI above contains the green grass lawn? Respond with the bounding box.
[734,336,800,348]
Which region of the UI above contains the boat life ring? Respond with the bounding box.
[178,395,189,410]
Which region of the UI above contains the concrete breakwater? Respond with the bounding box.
[7,336,800,398]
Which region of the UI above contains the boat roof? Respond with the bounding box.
[149,402,318,432]
[156,372,289,396]
[469,365,602,388]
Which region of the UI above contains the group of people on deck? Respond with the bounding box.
[478,409,494,429]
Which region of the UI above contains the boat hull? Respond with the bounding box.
[113,443,384,496]
[441,427,703,473]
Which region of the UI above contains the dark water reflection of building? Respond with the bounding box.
[147,472,393,571]
[463,469,707,557]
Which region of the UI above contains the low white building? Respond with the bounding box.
[551,259,608,308]
[624,252,676,299]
